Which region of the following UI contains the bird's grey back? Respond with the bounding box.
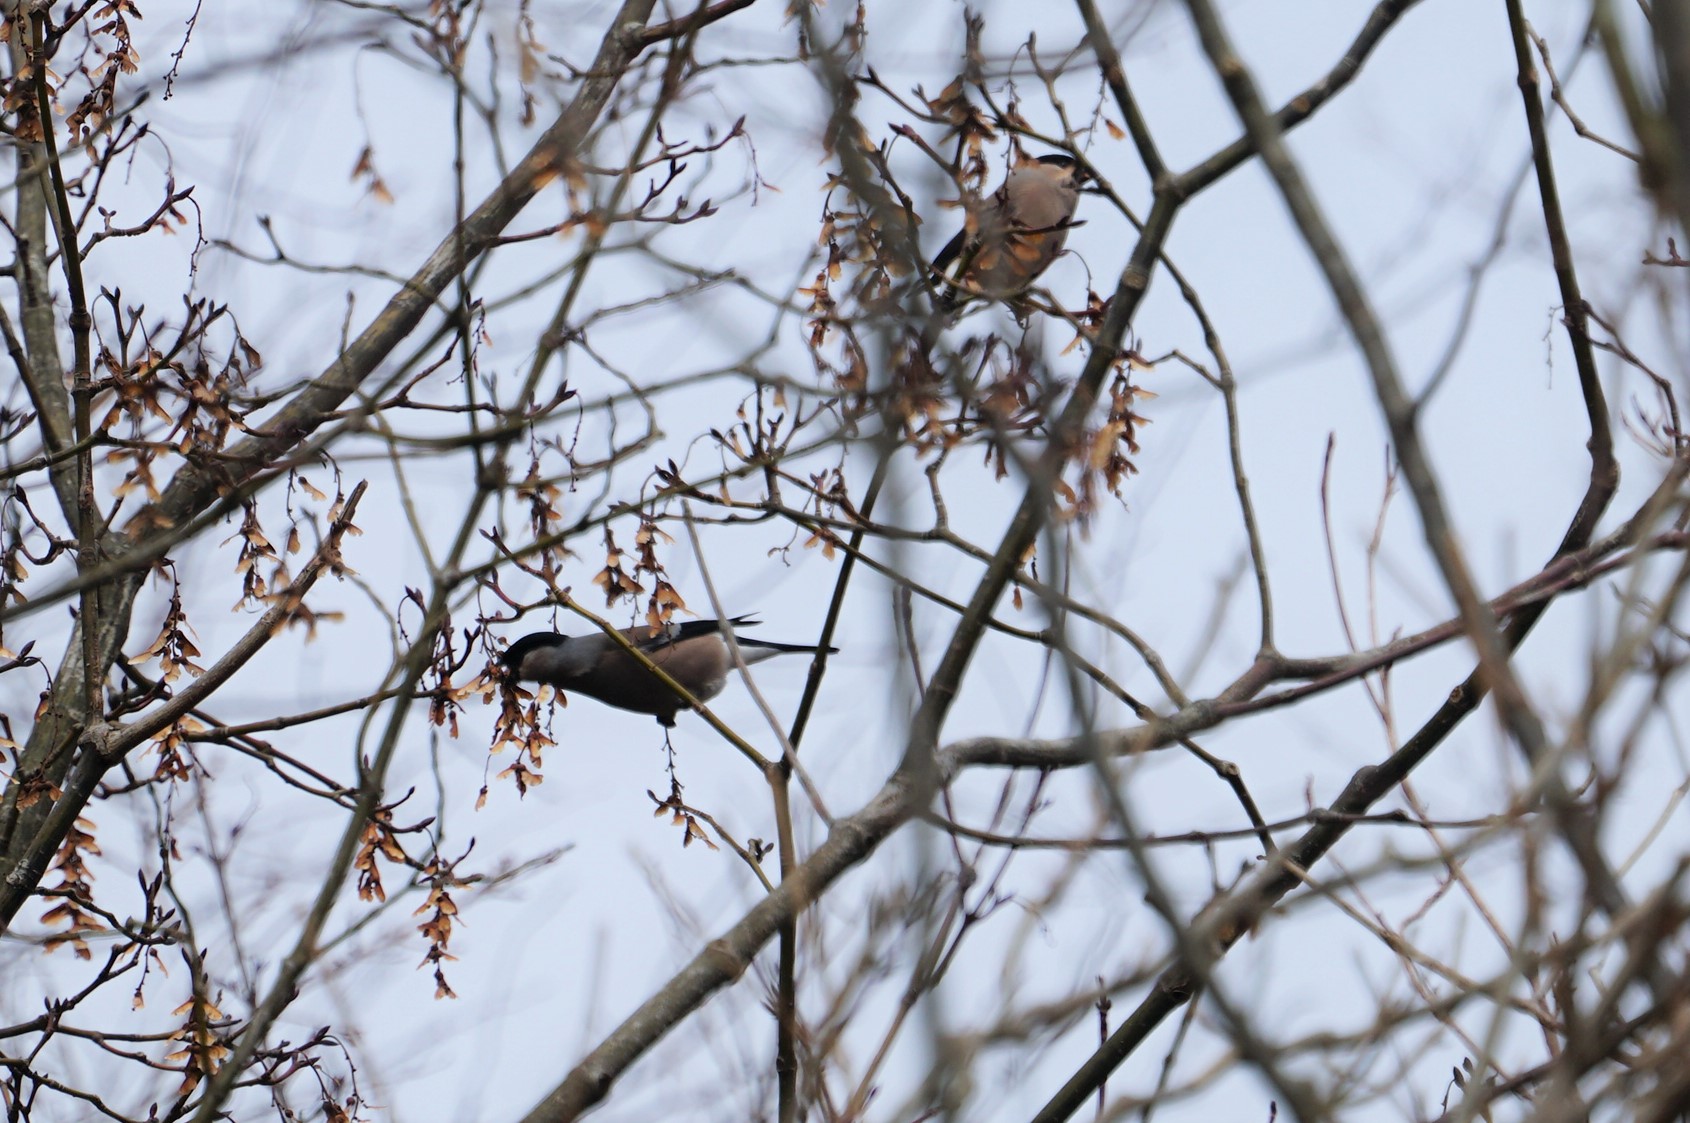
[569,630,733,718]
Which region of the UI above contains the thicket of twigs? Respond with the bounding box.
[0,2,1687,1121]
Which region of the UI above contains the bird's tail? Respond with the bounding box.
[741,638,840,656]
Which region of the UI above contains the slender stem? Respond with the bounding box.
[1074,0,1167,184]
[904,190,1180,781]
[1504,0,1616,539]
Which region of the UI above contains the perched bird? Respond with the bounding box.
[499,616,836,727]
[931,152,1090,310]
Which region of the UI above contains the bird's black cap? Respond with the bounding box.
[499,632,567,671]
[1036,151,1099,190]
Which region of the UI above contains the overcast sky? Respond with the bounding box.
[4,1,1682,1119]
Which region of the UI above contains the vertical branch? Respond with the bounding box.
[449,9,487,486]
[902,190,1180,780]
[787,452,891,748]
[771,449,888,1123]
[1078,0,1282,651]
[1638,0,1690,236]
[1503,0,1618,544]
[770,762,800,1123]
[1074,0,1167,185]
[1168,295,1275,653]
[681,505,808,1123]
[4,6,74,523]
[0,3,150,902]
[24,12,99,724]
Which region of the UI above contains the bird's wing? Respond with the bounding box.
[932,177,1021,306]
[931,227,968,279]
[933,179,1011,278]
[637,616,761,652]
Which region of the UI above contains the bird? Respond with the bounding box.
[930,152,1091,311]
[498,616,837,727]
